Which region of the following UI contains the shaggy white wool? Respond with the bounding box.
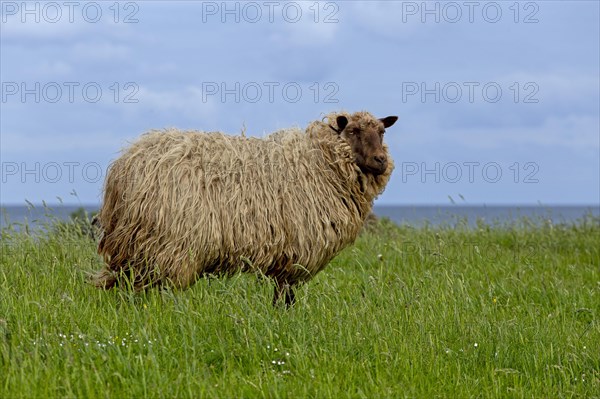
[93,111,394,297]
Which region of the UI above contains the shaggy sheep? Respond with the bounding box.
[92,111,398,305]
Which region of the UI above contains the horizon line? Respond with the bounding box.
[1,203,599,208]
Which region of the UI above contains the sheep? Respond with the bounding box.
[92,111,398,305]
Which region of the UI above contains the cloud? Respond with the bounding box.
[0,129,128,154]
[128,85,218,123]
[24,60,73,76]
[425,114,599,152]
[258,4,340,82]
[405,72,600,149]
[267,5,339,47]
[0,2,143,45]
[346,1,434,40]
[1,10,89,41]
[70,41,131,61]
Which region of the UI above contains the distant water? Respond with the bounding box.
[1,204,599,231]
[373,205,600,227]
[0,205,98,230]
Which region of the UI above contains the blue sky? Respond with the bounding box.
[1,1,599,205]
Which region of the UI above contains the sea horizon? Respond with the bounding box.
[1,203,598,230]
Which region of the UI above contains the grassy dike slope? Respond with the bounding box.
[1,216,599,398]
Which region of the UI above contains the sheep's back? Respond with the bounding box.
[98,129,364,286]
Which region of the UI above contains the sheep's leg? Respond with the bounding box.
[273,281,296,307]
[284,284,296,306]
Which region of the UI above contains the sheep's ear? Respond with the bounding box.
[336,116,348,133]
[380,116,398,128]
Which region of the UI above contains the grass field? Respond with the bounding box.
[1,212,599,398]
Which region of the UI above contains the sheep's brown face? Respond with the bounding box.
[336,114,398,176]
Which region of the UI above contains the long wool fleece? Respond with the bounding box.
[93,111,393,290]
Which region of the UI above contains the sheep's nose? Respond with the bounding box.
[373,155,387,166]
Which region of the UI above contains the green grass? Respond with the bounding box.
[1,214,599,398]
